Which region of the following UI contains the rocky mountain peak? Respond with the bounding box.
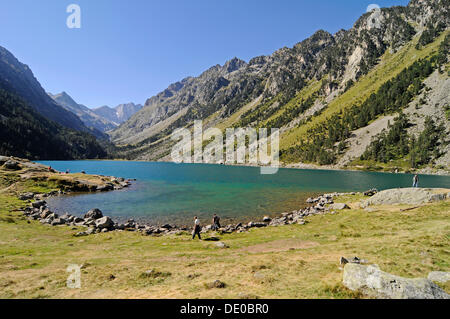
[223,57,247,73]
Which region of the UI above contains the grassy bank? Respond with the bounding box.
[0,164,449,298]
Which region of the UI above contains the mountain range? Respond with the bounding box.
[0,0,448,172]
[92,103,143,127]
[48,91,142,132]
[110,0,449,174]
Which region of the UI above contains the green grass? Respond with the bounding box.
[261,79,322,126]
[1,173,449,298]
[280,31,449,150]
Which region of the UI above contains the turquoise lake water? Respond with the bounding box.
[38,161,450,226]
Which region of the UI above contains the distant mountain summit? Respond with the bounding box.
[49,91,117,133]
[0,47,108,159]
[92,103,143,125]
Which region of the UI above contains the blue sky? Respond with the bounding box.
[0,0,408,108]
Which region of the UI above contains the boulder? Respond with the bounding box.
[262,216,272,222]
[328,203,350,210]
[361,188,449,208]
[84,208,103,220]
[364,188,378,197]
[248,222,267,228]
[39,210,51,219]
[343,263,449,299]
[428,271,450,284]
[51,218,66,226]
[73,217,84,223]
[3,160,20,170]
[18,192,35,200]
[94,216,114,229]
[83,217,96,226]
[32,200,46,208]
[0,155,9,165]
[96,184,114,192]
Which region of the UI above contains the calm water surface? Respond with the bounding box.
[38,161,450,225]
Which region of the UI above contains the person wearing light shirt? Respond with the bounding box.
[192,216,202,240]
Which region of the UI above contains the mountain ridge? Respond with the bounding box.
[110,0,449,174]
[49,91,118,133]
[0,46,94,134]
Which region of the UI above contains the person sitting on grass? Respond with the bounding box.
[192,216,202,240]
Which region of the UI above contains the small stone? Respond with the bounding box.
[215,242,229,249]
[74,231,88,237]
[86,227,96,235]
[206,280,226,289]
[253,272,265,279]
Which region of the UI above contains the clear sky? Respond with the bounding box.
[0,0,409,108]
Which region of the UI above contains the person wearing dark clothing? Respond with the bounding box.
[413,174,419,188]
[212,214,221,230]
[192,216,201,240]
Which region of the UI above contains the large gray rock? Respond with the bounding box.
[18,192,35,200]
[0,155,9,165]
[95,216,114,229]
[32,200,46,208]
[84,208,103,220]
[428,271,450,284]
[361,188,449,208]
[2,160,20,170]
[343,263,449,299]
[328,203,350,210]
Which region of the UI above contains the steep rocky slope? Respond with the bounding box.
[111,0,449,173]
[0,46,97,135]
[0,88,107,160]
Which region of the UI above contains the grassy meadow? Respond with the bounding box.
[0,165,449,299]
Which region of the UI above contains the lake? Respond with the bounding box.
[38,161,450,226]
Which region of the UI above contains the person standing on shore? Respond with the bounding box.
[192,216,202,240]
[413,174,419,188]
[212,214,221,230]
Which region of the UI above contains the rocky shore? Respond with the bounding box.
[20,189,360,237]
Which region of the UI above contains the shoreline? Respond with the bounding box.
[22,188,358,237]
[6,156,449,236]
[38,158,450,177]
